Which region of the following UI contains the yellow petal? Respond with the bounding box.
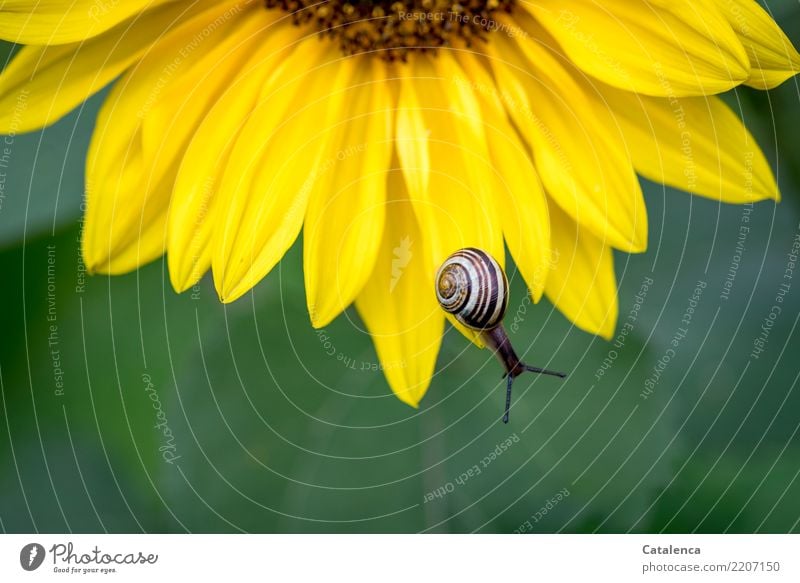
[305,59,394,328]
[713,0,800,89]
[489,30,647,253]
[355,169,444,408]
[403,54,504,262]
[0,0,228,133]
[545,203,618,340]
[456,53,551,302]
[168,22,301,292]
[596,84,778,203]
[394,68,429,208]
[0,0,171,44]
[82,1,261,274]
[395,60,479,343]
[212,45,354,303]
[523,0,749,96]
[139,8,274,175]
[401,53,505,347]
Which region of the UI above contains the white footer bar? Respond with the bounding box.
[1,534,797,582]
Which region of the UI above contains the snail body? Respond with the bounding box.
[435,248,566,423]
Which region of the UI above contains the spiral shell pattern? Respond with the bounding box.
[435,248,509,331]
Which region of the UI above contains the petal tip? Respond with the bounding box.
[82,254,97,277]
[308,302,335,329]
[168,258,206,295]
[629,225,649,254]
[170,276,194,295]
[216,280,249,304]
[391,387,423,409]
[82,246,109,276]
[599,323,615,342]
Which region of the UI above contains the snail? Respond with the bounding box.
[435,248,566,423]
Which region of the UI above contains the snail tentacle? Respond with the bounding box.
[504,375,514,424]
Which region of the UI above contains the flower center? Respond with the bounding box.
[265,0,516,60]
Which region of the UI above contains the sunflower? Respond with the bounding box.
[2,0,798,407]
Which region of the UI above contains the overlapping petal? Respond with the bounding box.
[713,0,800,89]
[456,52,551,302]
[356,169,444,407]
[545,203,618,339]
[0,0,172,44]
[211,45,355,303]
[397,53,505,347]
[0,0,226,132]
[304,59,394,328]
[489,26,648,253]
[167,22,302,292]
[83,1,267,274]
[523,0,750,96]
[595,83,779,203]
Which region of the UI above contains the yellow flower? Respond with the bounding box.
[2,0,798,407]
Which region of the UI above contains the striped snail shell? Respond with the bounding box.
[435,248,508,331]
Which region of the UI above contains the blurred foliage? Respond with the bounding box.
[2,3,800,533]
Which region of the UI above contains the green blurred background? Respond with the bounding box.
[2,3,800,534]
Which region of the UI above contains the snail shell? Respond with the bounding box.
[435,248,508,331]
